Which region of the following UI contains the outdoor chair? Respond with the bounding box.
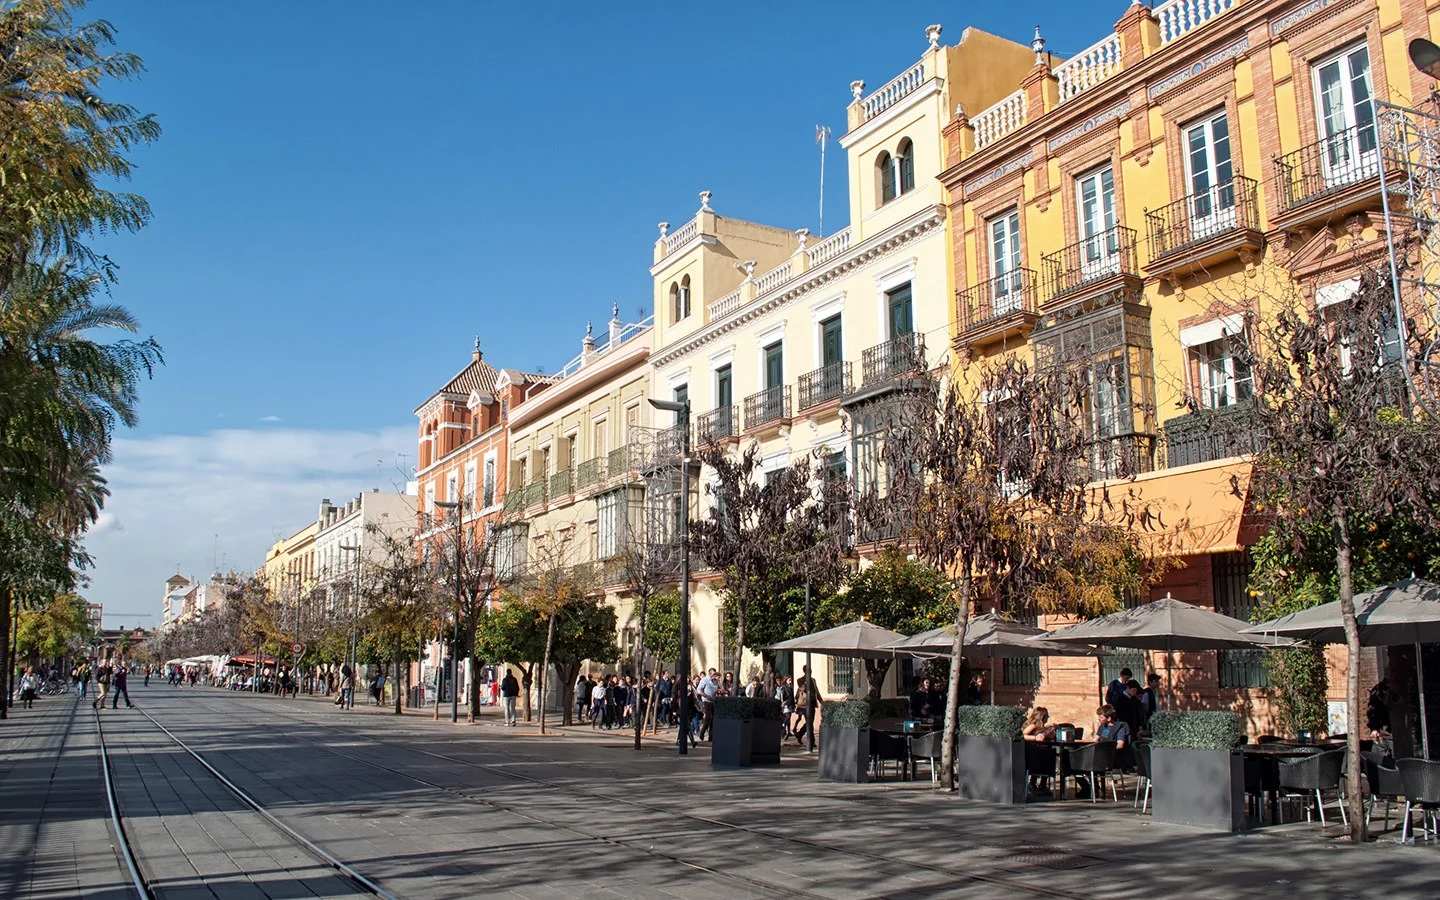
[1024,741,1058,799]
[1063,741,1118,803]
[1277,749,1347,827]
[1244,752,1280,823]
[910,731,943,784]
[1132,742,1152,814]
[870,731,909,781]
[1256,734,1285,745]
[1362,750,1404,832]
[1397,757,1440,842]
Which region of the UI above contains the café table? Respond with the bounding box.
[1241,744,1324,823]
[1032,738,1095,800]
[869,717,938,781]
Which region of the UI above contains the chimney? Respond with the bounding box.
[318,498,332,521]
[472,335,482,363]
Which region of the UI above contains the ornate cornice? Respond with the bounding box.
[650,205,945,369]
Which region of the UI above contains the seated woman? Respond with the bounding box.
[1024,707,1057,795]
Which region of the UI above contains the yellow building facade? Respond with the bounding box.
[938,0,1431,729]
[262,521,318,600]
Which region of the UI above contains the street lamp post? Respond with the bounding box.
[434,499,464,724]
[648,396,692,756]
[339,543,362,709]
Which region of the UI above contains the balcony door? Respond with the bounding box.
[989,210,1022,314]
[886,284,913,338]
[1185,112,1236,240]
[1076,167,1119,281]
[714,364,733,435]
[1314,43,1376,190]
[821,314,844,398]
[763,343,784,420]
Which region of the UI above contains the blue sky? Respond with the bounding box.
[84,1,1107,624]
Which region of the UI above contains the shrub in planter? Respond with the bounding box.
[1149,710,1246,831]
[953,705,1026,804]
[750,699,784,765]
[866,698,911,721]
[819,700,870,783]
[712,698,755,767]
[715,697,756,720]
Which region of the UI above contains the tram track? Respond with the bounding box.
[174,694,1080,899]
[95,703,401,900]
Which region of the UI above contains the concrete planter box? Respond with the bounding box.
[818,725,869,783]
[955,734,1026,804]
[750,718,784,765]
[1152,747,1246,832]
[712,718,752,767]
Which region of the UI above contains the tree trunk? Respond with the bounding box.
[557,662,579,727]
[1334,510,1367,842]
[465,657,476,724]
[393,634,403,715]
[939,568,973,792]
[539,613,556,735]
[734,593,747,680]
[864,658,893,701]
[0,589,12,719]
[520,666,534,721]
[634,594,649,750]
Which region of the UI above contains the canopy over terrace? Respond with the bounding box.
[226,653,282,669]
[1037,594,1291,706]
[767,620,909,659]
[883,612,1099,703]
[1244,577,1440,756]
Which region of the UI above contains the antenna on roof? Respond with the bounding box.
[816,125,832,238]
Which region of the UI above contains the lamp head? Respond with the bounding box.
[1411,38,1440,79]
[648,398,686,413]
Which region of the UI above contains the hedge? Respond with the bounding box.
[715,697,784,720]
[1148,710,1244,751]
[954,705,1025,740]
[822,699,872,729]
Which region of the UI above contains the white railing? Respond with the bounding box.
[806,228,851,266]
[1155,0,1235,45]
[1055,32,1122,103]
[972,89,1028,150]
[707,288,745,321]
[662,218,698,255]
[861,61,927,121]
[552,315,654,379]
[753,260,793,296]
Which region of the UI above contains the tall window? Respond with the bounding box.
[671,384,688,426]
[886,283,913,338]
[1195,338,1252,409]
[424,483,435,518]
[495,524,528,582]
[445,472,458,504]
[878,151,896,203]
[1184,111,1235,234]
[828,656,855,696]
[1215,551,1268,689]
[679,275,691,319]
[591,419,607,460]
[596,488,625,559]
[464,462,477,508]
[898,138,915,194]
[482,458,496,508]
[1314,43,1376,188]
[989,209,1022,311]
[1076,167,1119,279]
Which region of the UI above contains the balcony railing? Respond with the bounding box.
[860,60,927,122]
[696,405,738,441]
[972,89,1027,150]
[1161,402,1259,468]
[607,446,631,479]
[1041,225,1139,303]
[861,332,926,386]
[1055,32,1121,103]
[549,468,573,498]
[958,268,1038,333]
[798,361,852,410]
[743,385,791,429]
[806,228,851,267]
[523,478,547,509]
[575,456,605,490]
[1146,176,1259,259]
[1275,122,1382,210]
[1155,0,1236,45]
[503,491,522,515]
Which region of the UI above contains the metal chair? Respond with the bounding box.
[1063,741,1118,803]
[1277,749,1347,826]
[1024,740,1058,799]
[870,731,909,781]
[1256,734,1285,745]
[1132,742,1152,814]
[1362,750,1404,832]
[1397,757,1440,842]
[909,731,942,784]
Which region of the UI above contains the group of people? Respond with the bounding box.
[1017,666,1161,797]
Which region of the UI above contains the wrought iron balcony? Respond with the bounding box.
[797,361,852,410]
[502,491,522,515]
[1275,122,1387,211]
[549,468,573,498]
[1041,225,1139,304]
[607,446,631,479]
[1161,402,1259,468]
[743,385,791,430]
[523,477,547,509]
[575,456,605,490]
[696,405,738,441]
[1086,433,1155,481]
[860,332,926,387]
[1146,176,1260,261]
[956,268,1038,338]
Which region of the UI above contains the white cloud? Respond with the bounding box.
[85,425,415,627]
[260,415,283,422]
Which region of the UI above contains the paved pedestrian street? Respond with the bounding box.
[2,684,1438,900]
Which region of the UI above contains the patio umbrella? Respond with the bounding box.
[1036,594,1290,707]
[882,612,1099,703]
[766,619,908,659]
[1243,577,1440,756]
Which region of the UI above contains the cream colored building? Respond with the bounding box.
[645,25,1034,692]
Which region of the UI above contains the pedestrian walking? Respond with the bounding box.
[19,667,39,709]
[337,664,355,708]
[92,663,111,710]
[501,668,520,725]
[110,665,134,708]
[143,666,151,687]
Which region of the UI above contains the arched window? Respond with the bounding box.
[680,275,691,319]
[669,282,681,323]
[878,151,896,203]
[898,139,915,194]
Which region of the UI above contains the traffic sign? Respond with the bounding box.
[291,642,305,656]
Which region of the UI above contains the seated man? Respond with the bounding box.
[1095,704,1130,748]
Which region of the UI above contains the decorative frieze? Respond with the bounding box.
[963,150,1035,195]
[1270,0,1351,37]
[1046,99,1133,153]
[1148,36,1250,101]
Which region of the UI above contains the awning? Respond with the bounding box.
[1119,459,1256,557]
